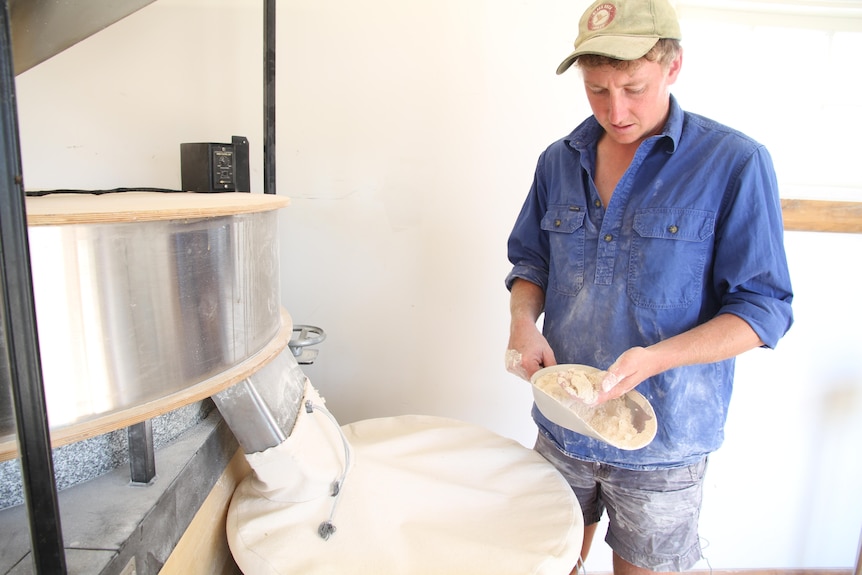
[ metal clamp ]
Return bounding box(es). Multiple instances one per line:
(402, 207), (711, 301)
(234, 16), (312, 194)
(289, 325), (326, 364)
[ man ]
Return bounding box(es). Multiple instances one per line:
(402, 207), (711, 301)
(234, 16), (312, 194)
(504, 0), (794, 573)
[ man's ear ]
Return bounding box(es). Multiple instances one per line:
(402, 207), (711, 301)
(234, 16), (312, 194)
(666, 48), (683, 85)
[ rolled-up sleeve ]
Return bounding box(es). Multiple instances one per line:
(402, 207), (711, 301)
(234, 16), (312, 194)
(713, 145), (793, 348)
(506, 153), (552, 292)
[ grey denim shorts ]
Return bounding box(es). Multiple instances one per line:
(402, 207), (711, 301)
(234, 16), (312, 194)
(535, 432), (707, 572)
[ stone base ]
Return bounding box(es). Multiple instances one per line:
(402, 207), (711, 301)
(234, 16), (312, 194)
(0, 410), (237, 575)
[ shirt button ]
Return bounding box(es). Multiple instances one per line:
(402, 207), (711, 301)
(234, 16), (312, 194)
(604, 234), (613, 242)
(554, 219), (562, 227)
(594, 200), (602, 208)
(668, 225), (679, 234)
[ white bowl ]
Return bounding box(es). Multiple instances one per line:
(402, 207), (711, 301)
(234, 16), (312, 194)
(530, 364), (657, 450)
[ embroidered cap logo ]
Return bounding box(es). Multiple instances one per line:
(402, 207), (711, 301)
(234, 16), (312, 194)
(588, 3), (617, 31)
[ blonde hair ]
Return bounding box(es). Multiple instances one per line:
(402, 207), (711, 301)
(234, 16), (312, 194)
(576, 39), (681, 71)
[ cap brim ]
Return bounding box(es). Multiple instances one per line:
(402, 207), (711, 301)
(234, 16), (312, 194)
(556, 36), (660, 75)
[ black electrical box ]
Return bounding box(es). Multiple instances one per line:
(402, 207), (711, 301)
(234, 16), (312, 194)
(180, 136), (250, 192)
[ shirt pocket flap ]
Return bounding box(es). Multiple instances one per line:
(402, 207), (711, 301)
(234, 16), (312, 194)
(540, 206), (586, 234)
(633, 208), (715, 242)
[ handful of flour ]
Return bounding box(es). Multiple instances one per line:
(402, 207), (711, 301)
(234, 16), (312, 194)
(547, 366), (617, 405)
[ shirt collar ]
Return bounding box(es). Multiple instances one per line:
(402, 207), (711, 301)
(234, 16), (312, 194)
(565, 94), (683, 154)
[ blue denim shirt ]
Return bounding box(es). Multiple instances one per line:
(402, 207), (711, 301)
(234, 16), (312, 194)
(506, 96), (793, 469)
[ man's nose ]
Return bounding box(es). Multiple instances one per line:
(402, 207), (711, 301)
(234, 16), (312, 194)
(608, 92), (627, 124)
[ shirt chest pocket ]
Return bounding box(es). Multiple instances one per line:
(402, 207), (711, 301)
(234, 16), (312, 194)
(541, 206), (586, 296)
(628, 208), (715, 309)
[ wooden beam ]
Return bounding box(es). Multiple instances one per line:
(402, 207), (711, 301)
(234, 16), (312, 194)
(781, 199), (862, 234)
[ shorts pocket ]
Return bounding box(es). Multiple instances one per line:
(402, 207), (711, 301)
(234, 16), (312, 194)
(627, 208), (715, 309)
(541, 205), (586, 296)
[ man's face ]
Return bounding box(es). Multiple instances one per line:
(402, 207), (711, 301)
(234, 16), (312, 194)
(581, 53), (682, 147)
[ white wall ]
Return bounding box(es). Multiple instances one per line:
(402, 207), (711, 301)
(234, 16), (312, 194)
(14, 0), (862, 571)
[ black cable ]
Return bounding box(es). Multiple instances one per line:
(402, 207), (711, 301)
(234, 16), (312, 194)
(25, 187), (185, 197)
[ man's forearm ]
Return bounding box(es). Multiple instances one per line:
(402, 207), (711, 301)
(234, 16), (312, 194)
(506, 278), (556, 379)
(509, 278), (545, 330)
(647, 313), (764, 374)
(601, 313), (765, 400)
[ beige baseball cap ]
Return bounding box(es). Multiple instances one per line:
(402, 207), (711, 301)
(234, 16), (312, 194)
(556, 0), (682, 75)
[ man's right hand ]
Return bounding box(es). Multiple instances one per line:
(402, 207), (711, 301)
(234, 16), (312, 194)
(505, 323), (556, 381)
(507, 278), (556, 381)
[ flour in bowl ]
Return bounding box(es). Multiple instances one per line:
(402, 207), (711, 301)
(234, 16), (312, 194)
(534, 367), (640, 446)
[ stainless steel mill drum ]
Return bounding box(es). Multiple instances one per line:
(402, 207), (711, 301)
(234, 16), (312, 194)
(0, 191), (290, 458)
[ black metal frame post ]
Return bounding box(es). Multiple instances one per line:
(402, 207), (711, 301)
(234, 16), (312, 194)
(0, 1), (66, 573)
(128, 420), (157, 485)
(263, 0), (276, 194)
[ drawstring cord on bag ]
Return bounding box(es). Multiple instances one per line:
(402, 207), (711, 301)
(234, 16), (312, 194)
(305, 399), (353, 540)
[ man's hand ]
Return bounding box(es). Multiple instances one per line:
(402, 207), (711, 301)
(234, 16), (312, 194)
(596, 346), (654, 402)
(505, 324), (556, 381)
(506, 279), (556, 381)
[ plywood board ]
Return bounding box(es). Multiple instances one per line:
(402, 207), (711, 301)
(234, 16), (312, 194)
(25, 191), (290, 226)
